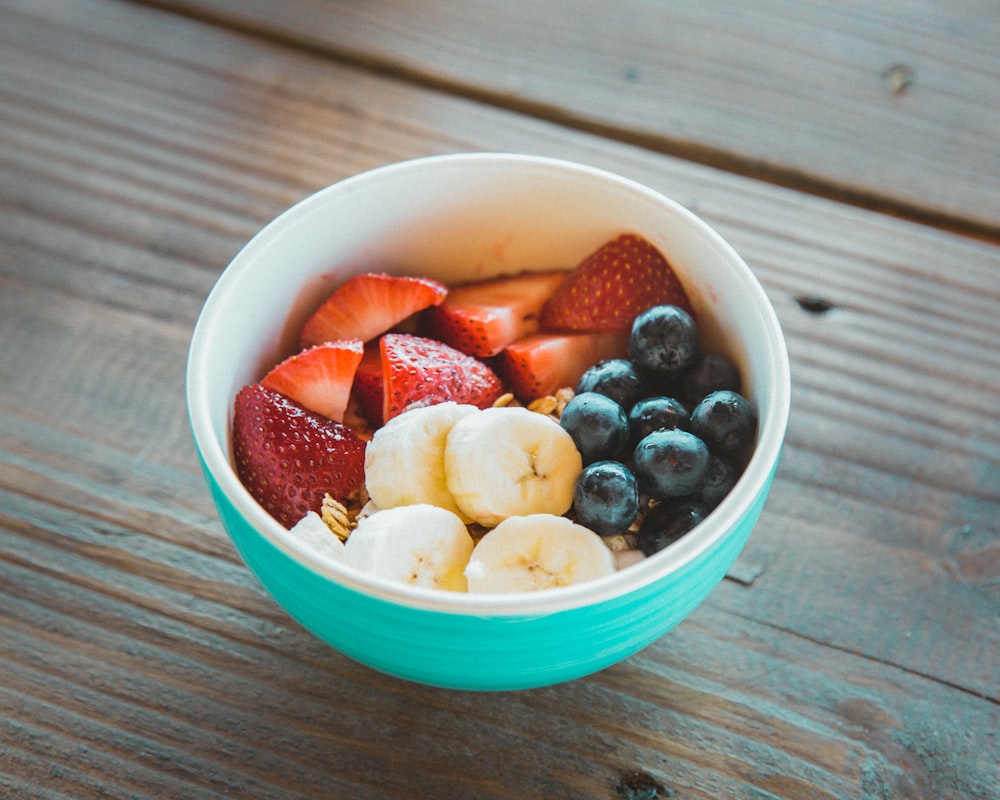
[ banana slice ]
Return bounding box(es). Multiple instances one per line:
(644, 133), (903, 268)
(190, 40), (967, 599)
(287, 510), (346, 566)
(444, 406), (583, 527)
(464, 514), (616, 593)
(342, 504), (474, 592)
(364, 402), (479, 520)
(614, 549), (646, 570)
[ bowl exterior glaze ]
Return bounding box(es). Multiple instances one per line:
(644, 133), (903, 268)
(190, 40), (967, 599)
(188, 153), (790, 690)
(199, 452), (774, 690)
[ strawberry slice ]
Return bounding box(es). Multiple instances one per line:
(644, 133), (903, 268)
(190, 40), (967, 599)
(494, 331), (629, 402)
(349, 342), (385, 427)
(380, 333), (505, 421)
(540, 233), (693, 333)
(232, 384), (367, 529)
(260, 339), (364, 422)
(421, 270), (568, 357)
(300, 272), (448, 349)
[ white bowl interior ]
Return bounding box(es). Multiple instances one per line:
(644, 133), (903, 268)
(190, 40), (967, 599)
(188, 153), (790, 615)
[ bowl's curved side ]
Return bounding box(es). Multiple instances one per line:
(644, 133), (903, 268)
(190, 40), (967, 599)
(199, 450), (777, 691)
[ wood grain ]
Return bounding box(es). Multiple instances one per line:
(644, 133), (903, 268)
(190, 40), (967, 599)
(140, 0), (1000, 238)
(1, 0), (998, 798)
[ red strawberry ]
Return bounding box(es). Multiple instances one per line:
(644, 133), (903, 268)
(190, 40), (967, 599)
(349, 342), (385, 427)
(232, 384), (367, 529)
(299, 272), (448, 349)
(380, 333), (505, 421)
(494, 331), (629, 402)
(421, 270), (567, 357)
(540, 233), (693, 333)
(260, 339), (363, 422)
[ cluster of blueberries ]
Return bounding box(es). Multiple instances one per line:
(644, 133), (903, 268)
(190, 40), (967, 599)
(559, 305), (757, 556)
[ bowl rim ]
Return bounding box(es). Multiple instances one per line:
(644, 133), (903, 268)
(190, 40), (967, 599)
(186, 152), (790, 617)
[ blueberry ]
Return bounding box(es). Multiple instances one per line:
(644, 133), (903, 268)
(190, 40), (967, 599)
(698, 454), (738, 510)
(575, 358), (644, 410)
(628, 395), (690, 444)
(632, 428), (710, 499)
(637, 500), (707, 555)
(690, 390), (757, 455)
(572, 460), (640, 537)
(559, 391), (629, 464)
(629, 305), (699, 374)
(634, 368), (684, 405)
(682, 353), (741, 402)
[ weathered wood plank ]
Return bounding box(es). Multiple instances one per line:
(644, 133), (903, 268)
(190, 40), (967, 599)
(3, 511), (998, 800)
(1, 1), (998, 798)
(137, 0), (1000, 237)
(3, 535), (997, 798)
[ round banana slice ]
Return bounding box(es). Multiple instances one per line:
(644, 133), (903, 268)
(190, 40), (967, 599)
(444, 406), (583, 527)
(342, 504), (474, 592)
(287, 510), (346, 567)
(364, 402), (479, 520)
(464, 514), (616, 593)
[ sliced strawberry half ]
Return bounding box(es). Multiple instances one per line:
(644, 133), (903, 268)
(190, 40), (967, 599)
(494, 331), (629, 402)
(299, 272), (448, 349)
(348, 342), (385, 427)
(260, 339), (364, 422)
(232, 384), (367, 529)
(421, 270), (568, 357)
(380, 333), (505, 421)
(540, 233), (693, 333)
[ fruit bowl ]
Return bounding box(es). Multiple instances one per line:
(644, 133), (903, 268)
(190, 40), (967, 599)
(186, 153), (790, 690)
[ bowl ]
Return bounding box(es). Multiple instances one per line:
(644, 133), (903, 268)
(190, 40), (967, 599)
(186, 153), (790, 691)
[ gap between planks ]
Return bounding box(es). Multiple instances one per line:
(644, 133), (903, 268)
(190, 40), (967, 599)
(127, 0), (1000, 244)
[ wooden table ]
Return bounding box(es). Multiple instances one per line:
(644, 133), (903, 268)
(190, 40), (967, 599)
(3, 1), (998, 797)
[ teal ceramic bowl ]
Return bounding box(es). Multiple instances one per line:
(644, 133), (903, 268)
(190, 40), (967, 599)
(187, 153), (790, 691)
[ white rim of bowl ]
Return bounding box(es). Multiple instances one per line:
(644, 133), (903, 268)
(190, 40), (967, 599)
(187, 153), (791, 617)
